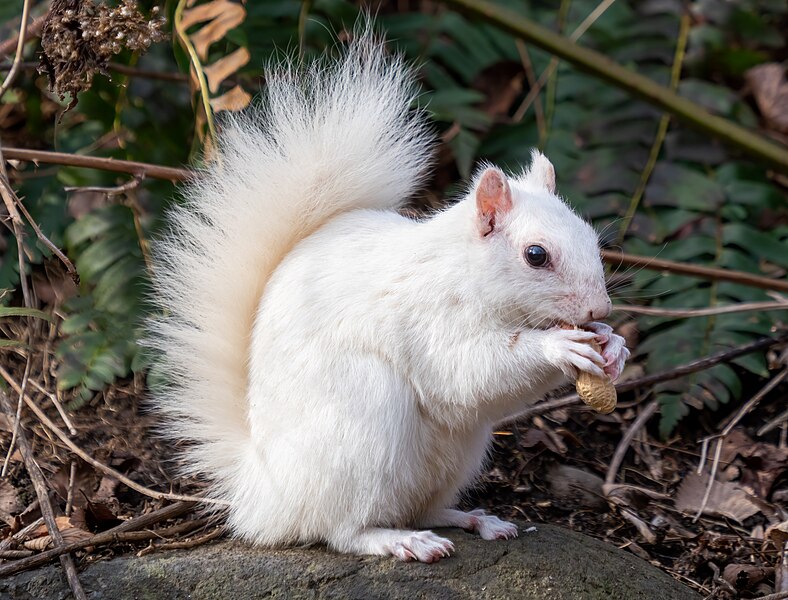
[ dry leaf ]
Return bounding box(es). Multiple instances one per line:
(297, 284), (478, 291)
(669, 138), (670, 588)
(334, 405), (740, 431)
(24, 526), (92, 551)
(766, 521), (788, 547)
(746, 63), (788, 134)
(675, 471), (760, 523)
(204, 47), (250, 93)
(180, 0), (237, 30)
(189, 3), (245, 61)
(723, 564), (773, 592)
(210, 85), (252, 113)
(25, 516), (92, 551)
(0, 480), (21, 526)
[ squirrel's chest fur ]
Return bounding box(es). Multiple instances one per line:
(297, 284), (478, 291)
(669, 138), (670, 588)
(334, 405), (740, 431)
(242, 210), (494, 532)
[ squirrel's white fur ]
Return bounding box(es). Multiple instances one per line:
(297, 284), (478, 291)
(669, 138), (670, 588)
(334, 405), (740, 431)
(150, 29), (628, 563)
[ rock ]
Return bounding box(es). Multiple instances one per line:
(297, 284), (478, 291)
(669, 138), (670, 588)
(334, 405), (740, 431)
(1, 523), (699, 599)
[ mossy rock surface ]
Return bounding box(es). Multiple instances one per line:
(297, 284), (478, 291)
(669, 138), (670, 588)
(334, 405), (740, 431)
(0, 522), (699, 599)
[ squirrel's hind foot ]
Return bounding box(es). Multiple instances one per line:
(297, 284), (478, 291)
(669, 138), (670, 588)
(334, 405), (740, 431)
(335, 527), (454, 563)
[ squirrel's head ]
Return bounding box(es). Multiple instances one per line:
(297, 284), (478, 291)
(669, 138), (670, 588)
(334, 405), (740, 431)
(470, 150), (611, 328)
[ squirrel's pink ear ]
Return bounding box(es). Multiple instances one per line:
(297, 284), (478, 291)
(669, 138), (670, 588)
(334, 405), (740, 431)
(475, 168), (512, 237)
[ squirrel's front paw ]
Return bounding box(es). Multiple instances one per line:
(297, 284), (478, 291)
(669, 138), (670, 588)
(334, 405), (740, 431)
(543, 328), (606, 379)
(584, 322), (630, 381)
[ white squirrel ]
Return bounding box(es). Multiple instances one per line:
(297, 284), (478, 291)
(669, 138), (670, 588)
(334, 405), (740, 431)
(149, 29), (629, 563)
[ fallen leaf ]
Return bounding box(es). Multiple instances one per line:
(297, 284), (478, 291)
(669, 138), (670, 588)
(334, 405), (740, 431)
(25, 516), (92, 551)
(766, 521), (788, 547)
(723, 564), (774, 592)
(675, 471), (760, 523)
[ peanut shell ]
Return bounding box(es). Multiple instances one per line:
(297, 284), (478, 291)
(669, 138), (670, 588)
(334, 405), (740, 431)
(559, 323), (617, 414)
(575, 339), (617, 414)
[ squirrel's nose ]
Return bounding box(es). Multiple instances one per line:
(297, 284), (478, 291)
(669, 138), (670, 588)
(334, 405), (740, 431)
(588, 298), (612, 321)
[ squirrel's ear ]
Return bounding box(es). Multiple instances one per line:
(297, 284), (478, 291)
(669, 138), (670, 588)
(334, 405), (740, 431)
(523, 150), (556, 194)
(475, 167), (512, 237)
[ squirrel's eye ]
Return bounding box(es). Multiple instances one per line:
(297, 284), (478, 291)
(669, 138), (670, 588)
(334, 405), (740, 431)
(525, 245), (549, 267)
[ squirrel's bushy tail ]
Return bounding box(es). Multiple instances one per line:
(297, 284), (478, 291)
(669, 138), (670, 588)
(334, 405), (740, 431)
(149, 29), (432, 498)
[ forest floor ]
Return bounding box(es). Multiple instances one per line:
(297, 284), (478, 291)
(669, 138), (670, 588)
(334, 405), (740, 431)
(1, 340), (787, 599)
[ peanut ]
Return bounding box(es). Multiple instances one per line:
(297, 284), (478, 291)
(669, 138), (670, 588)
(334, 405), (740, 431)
(559, 324), (617, 414)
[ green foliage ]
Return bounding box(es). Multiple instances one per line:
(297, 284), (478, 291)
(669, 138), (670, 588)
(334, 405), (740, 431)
(58, 204), (148, 408)
(2, 0), (786, 432)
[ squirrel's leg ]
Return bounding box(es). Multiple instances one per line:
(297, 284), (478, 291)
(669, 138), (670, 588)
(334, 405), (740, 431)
(417, 508), (518, 541)
(332, 527), (454, 563)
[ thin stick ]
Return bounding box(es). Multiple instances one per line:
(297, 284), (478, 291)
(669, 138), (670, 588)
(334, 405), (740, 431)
(514, 40), (545, 139)
(2, 344), (31, 476)
(0, 501), (196, 576)
(613, 300), (788, 318)
(65, 460), (77, 516)
(0, 10), (47, 57)
(0, 364), (229, 506)
(602, 249), (788, 293)
(28, 378), (76, 435)
(0, 168), (78, 284)
(64, 175), (143, 195)
(137, 525), (223, 556)
(605, 399), (659, 486)
(0, 392), (87, 600)
(0, 145), (31, 307)
(693, 369), (788, 521)
(513, 0), (617, 122)
(3, 146), (190, 181)
(442, 0), (788, 171)
(752, 591), (788, 600)
(0, 0), (32, 101)
(0, 517), (43, 552)
(758, 405), (788, 437)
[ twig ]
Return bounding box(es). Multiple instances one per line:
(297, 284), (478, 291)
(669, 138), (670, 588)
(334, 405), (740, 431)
(0, 364), (229, 506)
(758, 405), (788, 437)
(0, 550), (33, 559)
(107, 62), (188, 83)
(617, 11), (690, 243)
(65, 460), (77, 516)
(693, 368), (788, 521)
(173, 0), (216, 146)
(0, 0), (32, 101)
(513, 0), (617, 123)
(64, 175), (143, 195)
(605, 399), (659, 486)
(613, 300), (788, 318)
(442, 0), (788, 172)
(0, 145), (31, 307)
(0, 61), (190, 84)
(3, 147), (190, 181)
(0, 501), (196, 576)
(137, 525), (223, 556)
(514, 40), (545, 138)
(512, 333), (788, 421)
(1, 342), (31, 476)
(28, 378), (76, 435)
(752, 592), (788, 600)
(602, 249), (788, 293)
(0, 166), (78, 284)
(0, 517), (43, 552)
(0, 392), (87, 600)
(0, 11), (47, 57)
